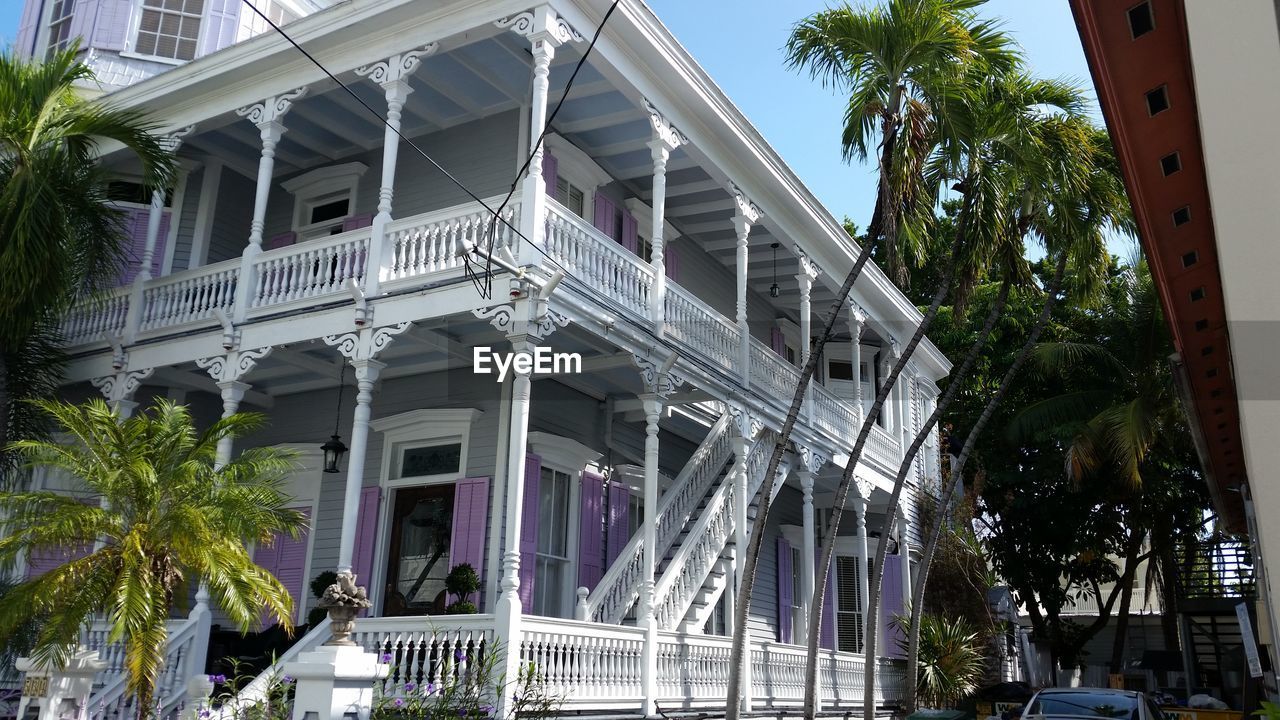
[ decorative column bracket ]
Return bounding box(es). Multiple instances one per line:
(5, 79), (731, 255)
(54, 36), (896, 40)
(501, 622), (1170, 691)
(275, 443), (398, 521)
(727, 404), (764, 441)
(90, 366), (154, 418)
(495, 7), (585, 44)
(632, 353), (686, 398)
(474, 302), (569, 343)
(324, 321), (413, 362)
(235, 87), (308, 128)
(195, 345), (272, 385)
(354, 45), (437, 89)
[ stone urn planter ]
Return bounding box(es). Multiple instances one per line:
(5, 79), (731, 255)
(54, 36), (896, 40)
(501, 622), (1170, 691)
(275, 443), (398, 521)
(317, 572), (373, 646)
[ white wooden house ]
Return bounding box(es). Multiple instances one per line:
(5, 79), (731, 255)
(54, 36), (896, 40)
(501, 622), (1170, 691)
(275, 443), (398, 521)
(12, 0), (949, 715)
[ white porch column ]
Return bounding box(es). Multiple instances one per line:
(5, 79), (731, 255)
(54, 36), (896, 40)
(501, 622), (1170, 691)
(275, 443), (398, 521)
(125, 126), (193, 342)
(355, 46), (436, 296)
(322, 323), (410, 576)
(797, 469), (816, 644)
(899, 513), (913, 613)
(631, 355), (681, 716)
(878, 344), (898, 433)
(728, 406), (756, 713)
(498, 7), (580, 263)
(848, 304), (866, 423)
(232, 88), (307, 321)
(853, 484), (871, 629)
(215, 381), (248, 466)
(731, 188), (761, 384)
(645, 100), (686, 327)
(796, 250), (820, 422)
(196, 346), (272, 468)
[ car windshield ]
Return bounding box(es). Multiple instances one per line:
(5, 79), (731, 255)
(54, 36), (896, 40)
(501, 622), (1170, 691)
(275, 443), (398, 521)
(1028, 693), (1139, 719)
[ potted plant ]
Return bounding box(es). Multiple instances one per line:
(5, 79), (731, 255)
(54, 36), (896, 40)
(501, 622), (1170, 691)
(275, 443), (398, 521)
(444, 564), (480, 615)
(307, 571), (338, 629)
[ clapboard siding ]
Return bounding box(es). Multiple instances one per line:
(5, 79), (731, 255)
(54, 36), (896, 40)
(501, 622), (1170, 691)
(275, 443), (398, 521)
(206, 169), (255, 263)
(170, 167), (204, 271)
(747, 485), (804, 639)
(260, 111), (519, 242)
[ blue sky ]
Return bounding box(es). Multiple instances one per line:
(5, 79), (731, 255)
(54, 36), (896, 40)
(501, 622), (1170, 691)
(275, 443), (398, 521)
(0, 0), (1124, 254)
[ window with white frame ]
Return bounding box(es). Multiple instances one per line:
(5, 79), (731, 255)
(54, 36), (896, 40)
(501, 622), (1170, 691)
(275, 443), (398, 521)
(836, 555), (865, 653)
(789, 545), (804, 641)
(134, 0), (204, 61)
(553, 176), (586, 218)
(282, 162), (367, 241)
(545, 133), (611, 221)
(533, 465), (573, 617)
(45, 0), (76, 59)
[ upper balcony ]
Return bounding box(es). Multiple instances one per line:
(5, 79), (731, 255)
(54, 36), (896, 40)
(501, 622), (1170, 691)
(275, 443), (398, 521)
(66, 0), (946, 472)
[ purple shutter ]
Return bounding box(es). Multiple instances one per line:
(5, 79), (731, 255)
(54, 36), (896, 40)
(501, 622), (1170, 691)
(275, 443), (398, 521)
(518, 454), (541, 611)
(881, 555), (906, 658)
(91, 0), (134, 51)
(621, 210), (639, 254)
(352, 486), (381, 615)
(25, 542), (92, 579)
(66, 0), (94, 50)
(265, 231), (297, 251)
(254, 507), (311, 628)
(592, 192), (617, 240)
(777, 537), (793, 643)
(112, 207), (150, 286)
(151, 210), (171, 278)
(577, 472), (605, 590)
(664, 244), (680, 281)
(16, 0), (41, 58)
(606, 481), (631, 567)
(542, 152), (558, 195)
(201, 0), (243, 56)
(770, 327), (786, 356)
(342, 213), (374, 232)
(449, 477), (490, 606)
(819, 551), (836, 650)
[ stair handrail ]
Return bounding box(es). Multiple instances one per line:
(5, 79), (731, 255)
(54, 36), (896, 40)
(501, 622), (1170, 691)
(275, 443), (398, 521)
(86, 615), (200, 719)
(651, 431), (776, 629)
(212, 621), (333, 720)
(579, 410), (734, 623)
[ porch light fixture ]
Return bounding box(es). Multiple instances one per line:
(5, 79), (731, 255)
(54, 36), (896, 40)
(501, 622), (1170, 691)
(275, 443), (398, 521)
(322, 364), (348, 473)
(769, 242), (781, 298)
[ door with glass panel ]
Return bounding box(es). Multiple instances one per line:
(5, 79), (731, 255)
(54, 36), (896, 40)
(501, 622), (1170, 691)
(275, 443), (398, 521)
(384, 484), (455, 616)
(532, 465), (573, 617)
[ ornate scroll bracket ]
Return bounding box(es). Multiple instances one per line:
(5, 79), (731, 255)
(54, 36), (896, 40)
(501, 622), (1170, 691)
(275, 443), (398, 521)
(854, 474), (873, 502)
(847, 301), (868, 336)
(496, 7), (583, 45)
(355, 45), (438, 87)
(730, 184), (763, 226)
(474, 303), (569, 342)
(196, 346), (273, 385)
(236, 86), (309, 128)
(633, 354), (686, 398)
(797, 443), (830, 474)
(728, 404), (764, 440)
(324, 321), (412, 362)
(795, 246), (823, 282)
(90, 367), (154, 406)
(644, 98), (688, 151)
(161, 125), (196, 153)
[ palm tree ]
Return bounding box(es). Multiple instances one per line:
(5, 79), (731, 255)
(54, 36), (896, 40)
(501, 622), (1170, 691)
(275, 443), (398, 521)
(906, 125), (1133, 696)
(0, 398), (306, 715)
(0, 44), (174, 478)
(723, 4), (1014, 716)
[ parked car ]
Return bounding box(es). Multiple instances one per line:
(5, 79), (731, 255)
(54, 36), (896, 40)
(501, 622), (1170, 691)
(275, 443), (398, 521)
(1021, 688), (1165, 720)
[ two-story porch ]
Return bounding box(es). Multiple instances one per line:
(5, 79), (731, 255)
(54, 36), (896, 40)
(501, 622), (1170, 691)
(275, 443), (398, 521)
(21, 0), (949, 716)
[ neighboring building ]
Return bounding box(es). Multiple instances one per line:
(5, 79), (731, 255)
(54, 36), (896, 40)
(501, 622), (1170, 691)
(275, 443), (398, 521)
(11, 0), (949, 715)
(1072, 0), (1280, 707)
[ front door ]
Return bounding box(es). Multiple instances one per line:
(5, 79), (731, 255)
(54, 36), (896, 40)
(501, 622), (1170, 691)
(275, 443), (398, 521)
(384, 484), (456, 616)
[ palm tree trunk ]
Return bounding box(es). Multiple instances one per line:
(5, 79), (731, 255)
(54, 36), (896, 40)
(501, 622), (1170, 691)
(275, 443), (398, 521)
(892, 276), (1012, 712)
(802, 225), (966, 720)
(905, 252), (1069, 705)
(723, 197), (883, 720)
(1109, 533), (1140, 674)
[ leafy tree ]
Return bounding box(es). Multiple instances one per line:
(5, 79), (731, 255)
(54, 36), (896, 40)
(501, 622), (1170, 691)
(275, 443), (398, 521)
(0, 399), (305, 715)
(0, 44), (174, 482)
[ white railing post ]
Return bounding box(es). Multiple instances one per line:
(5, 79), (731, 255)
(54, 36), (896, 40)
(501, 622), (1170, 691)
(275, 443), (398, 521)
(355, 46), (437, 297)
(644, 100), (686, 329)
(498, 6), (582, 266)
(730, 187), (761, 385)
(232, 88), (307, 322)
(16, 647), (104, 720)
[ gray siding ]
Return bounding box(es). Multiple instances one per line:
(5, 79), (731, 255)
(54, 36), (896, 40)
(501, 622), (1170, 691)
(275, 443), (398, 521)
(261, 111), (520, 241)
(747, 485), (804, 640)
(207, 169), (254, 263)
(171, 167), (203, 271)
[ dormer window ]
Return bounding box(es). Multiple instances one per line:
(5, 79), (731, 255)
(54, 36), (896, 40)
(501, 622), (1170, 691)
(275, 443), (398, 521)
(134, 0), (204, 61)
(45, 0), (76, 59)
(281, 162), (369, 242)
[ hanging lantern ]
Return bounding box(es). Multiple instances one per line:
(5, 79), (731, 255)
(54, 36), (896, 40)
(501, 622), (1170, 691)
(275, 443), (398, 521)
(322, 364), (348, 473)
(769, 242), (781, 298)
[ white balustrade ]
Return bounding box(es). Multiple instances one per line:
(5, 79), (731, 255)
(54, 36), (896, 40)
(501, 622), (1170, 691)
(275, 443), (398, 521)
(520, 617), (645, 709)
(542, 200), (652, 320)
(652, 432), (774, 629)
(63, 289), (130, 346)
(83, 617), (199, 720)
(140, 264), (238, 331)
(582, 413), (734, 624)
(654, 632), (733, 707)
(866, 423), (901, 470)
(812, 383), (859, 441)
(749, 340), (804, 405)
(385, 198), (520, 284)
(251, 228), (370, 309)
(353, 616), (495, 698)
(663, 286), (739, 375)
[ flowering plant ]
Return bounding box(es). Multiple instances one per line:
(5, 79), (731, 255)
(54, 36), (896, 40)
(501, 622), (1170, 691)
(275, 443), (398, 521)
(371, 639), (557, 719)
(207, 659), (296, 720)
